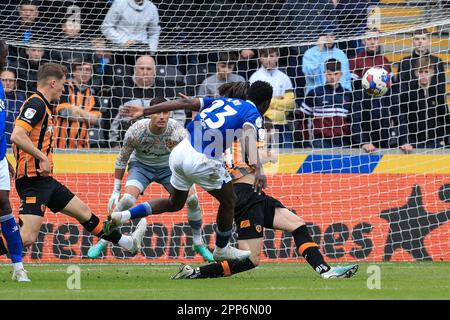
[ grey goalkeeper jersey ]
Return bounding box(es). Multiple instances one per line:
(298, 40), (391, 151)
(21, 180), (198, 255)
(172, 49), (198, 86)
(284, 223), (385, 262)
(116, 118), (187, 169)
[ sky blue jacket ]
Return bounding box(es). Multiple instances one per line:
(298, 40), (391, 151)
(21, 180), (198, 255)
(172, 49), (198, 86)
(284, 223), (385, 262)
(303, 44), (352, 95)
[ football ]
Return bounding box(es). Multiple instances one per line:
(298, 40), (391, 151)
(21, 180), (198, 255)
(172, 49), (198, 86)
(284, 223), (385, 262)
(361, 67), (391, 96)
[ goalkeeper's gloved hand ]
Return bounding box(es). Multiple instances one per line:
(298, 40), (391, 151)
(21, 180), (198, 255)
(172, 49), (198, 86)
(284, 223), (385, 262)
(108, 178), (122, 214)
(107, 191), (120, 214)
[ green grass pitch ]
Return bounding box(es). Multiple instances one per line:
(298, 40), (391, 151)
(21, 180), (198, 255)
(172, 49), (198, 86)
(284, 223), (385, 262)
(0, 262), (448, 300)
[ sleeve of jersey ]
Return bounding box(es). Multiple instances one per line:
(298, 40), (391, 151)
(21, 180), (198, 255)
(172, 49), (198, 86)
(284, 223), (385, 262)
(115, 124), (137, 169)
(15, 99), (47, 132)
(242, 107), (262, 131)
(198, 96), (214, 111)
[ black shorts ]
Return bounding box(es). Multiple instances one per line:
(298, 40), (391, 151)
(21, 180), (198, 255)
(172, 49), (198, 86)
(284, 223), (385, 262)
(15, 176), (75, 217)
(234, 183), (285, 240)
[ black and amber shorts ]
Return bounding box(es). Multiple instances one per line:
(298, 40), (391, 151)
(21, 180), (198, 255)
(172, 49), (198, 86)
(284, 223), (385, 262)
(233, 183), (285, 240)
(15, 176), (75, 217)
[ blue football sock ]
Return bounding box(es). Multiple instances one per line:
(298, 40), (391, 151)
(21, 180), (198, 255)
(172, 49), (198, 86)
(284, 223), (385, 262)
(214, 225), (232, 249)
(129, 203), (152, 219)
(0, 214), (23, 264)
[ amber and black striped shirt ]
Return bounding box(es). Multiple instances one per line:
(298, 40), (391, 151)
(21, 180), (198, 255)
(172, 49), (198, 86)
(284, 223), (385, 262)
(13, 91), (55, 180)
(55, 83), (101, 149)
(224, 140), (265, 180)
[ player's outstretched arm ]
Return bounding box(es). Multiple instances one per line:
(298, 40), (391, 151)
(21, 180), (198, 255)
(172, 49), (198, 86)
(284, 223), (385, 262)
(121, 93), (201, 119)
(242, 124), (267, 194)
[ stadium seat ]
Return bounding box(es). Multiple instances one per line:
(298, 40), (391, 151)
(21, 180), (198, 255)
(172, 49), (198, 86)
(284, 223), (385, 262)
(112, 64), (133, 86)
(155, 65), (186, 86)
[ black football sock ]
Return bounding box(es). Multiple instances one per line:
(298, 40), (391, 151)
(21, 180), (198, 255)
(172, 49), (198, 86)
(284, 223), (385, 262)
(292, 225), (330, 274)
(81, 213), (122, 244)
(189, 258), (256, 279)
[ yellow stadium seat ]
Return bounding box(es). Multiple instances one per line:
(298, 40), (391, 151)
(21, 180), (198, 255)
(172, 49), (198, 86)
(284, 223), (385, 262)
(380, 7), (422, 17)
(381, 23), (435, 33)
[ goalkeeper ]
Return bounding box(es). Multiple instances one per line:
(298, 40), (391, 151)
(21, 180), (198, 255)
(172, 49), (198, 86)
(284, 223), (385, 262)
(171, 82), (358, 279)
(88, 97), (213, 262)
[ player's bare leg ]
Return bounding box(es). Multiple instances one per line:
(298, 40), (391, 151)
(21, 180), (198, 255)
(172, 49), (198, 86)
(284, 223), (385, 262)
(61, 195), (146, 255)
(17, 214), (43, 248)
(106, 183), (250, 261)
(105, 187), (189, 232)
(207, 182), (251, 261)
(172, 208), (358, 279)
(91, 184), (213, 261)
(172, 238), (261, 279)
(88, 185), (141, 258)
(272, 208), (358, 279)
(168, 184), (214, 262)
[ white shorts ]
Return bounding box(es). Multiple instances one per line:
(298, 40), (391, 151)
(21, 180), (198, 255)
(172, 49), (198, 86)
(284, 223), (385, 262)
(0, 157), (11, 191)
(169, 138), (231, 192)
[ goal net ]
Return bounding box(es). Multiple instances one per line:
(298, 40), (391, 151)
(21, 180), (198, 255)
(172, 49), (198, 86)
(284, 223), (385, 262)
(0, 0), (449, 264)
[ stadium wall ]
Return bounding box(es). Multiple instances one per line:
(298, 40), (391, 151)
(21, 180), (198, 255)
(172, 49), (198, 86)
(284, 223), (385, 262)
(1, 153), (449, 263)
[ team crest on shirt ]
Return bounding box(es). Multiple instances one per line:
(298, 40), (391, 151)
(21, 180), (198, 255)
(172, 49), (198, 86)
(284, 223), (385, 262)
(0, 100), (5, 111)
(24, 108), (37, 119)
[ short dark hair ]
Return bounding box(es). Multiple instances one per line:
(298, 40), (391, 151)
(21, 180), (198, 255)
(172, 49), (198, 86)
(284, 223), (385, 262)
(259, 48), (278, 57)
(71, 57), (93, 70)
(414, 56), (435, 71)
(37, 63), (67, 83)
(248, 80), (273, 109)
(413, 28), (430, 36)
(364, 27), (380, 34)
(0, 39), (7, 71)
(1, 67), (17, 77)
(217, 52), (239, 65)
(325, 58), (341, 72)
(20, 0), (38, 7)
(218, 81), (250, 100)
(150, 96), (167, 106)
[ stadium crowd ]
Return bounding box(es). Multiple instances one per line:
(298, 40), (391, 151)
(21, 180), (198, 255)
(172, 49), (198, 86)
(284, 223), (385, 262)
(0, 0), (449, 151)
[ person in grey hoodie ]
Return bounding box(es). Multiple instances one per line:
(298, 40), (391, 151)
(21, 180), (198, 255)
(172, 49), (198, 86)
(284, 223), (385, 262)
(101, 0), (160, 52)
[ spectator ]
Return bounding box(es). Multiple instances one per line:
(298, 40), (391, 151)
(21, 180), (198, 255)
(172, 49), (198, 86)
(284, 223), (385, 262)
(55, 58), (102, 149)
(249, 48), (295, 148)
(51, 15), (91, 69)
(299, 59), (351, 148)
(7, 0), (46, 60)
(350, 28), (398, 153)
(10, 0), (45, 43)
(197, 52), (245, 97)
(302, 27), (351, 95)
(397, 28), (446, 94)
(14, 41), (49, 95)
(107, 55), (185, 145)
(89, 36), (116, 96)
(349, 28), (391, 78)
(0, 68), (25, 147)
(399, 57), (449, 149)
(101, 0), (161, 52)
